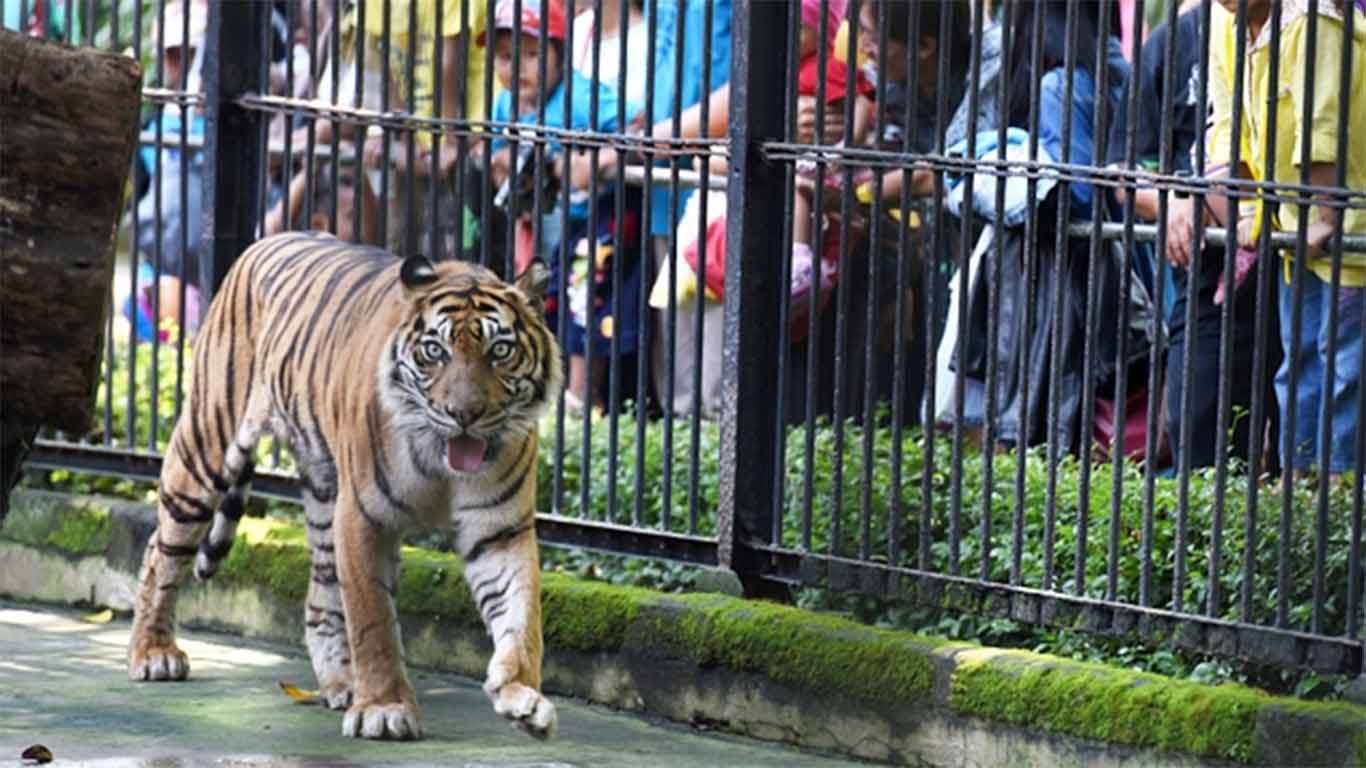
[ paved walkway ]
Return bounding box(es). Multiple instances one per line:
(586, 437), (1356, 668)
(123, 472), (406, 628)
(0, 602), (863, 767)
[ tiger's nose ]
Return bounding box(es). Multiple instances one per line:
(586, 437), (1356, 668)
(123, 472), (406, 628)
(448, 405), (486, 426)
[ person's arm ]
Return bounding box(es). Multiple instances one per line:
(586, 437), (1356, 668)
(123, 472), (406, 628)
(652, 83), (730, 140)
(850, 95), (873, 148)
(1292, 16), (1350, 258)
(263, 168), (314, 235)
(1169, 11), (1237, 267)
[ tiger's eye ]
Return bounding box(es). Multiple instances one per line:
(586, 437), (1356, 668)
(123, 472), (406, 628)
(422, 340), (447, 364)
(489, 341), (514, 362)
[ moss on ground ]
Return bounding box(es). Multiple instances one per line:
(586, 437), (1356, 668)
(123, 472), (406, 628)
(662, 593), (945, 705)
(213, 517), (312, 602)
(44, 506), (112, 555)
(950, 648), (1268, 763)
(1, 491), (113, 555)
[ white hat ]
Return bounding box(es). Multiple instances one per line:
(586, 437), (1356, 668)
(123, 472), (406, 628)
(158, 1), (207, 51)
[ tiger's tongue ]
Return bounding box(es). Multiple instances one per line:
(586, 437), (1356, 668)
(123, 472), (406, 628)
(447, 436), (489, 473)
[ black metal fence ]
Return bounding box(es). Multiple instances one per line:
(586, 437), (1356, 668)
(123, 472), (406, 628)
(11, 0), (1366, 676)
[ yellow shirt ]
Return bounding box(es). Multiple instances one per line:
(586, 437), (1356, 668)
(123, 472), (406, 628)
(361, 0), (491, 146)
(1207, 0), (1366, 285)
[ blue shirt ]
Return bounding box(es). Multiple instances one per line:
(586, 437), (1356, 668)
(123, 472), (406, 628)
(1037, 38), (1129, 220)
(492, 69), (626, 222)
(643, 0), (733, 237)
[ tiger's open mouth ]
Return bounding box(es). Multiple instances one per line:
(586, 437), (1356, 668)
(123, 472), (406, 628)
(447, 435), (489, 474)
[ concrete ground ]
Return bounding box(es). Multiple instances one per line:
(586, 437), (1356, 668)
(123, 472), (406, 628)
(0, 602), (864, 768)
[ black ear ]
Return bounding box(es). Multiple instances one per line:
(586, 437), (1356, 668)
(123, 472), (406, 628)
(400, 253), (439, 289)
(514, 260), (551, 304)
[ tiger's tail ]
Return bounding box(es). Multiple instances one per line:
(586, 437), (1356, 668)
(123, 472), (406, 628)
(193, 457), (255, 581)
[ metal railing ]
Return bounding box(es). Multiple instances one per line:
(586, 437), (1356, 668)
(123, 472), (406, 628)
(11, 0), (1366, 677)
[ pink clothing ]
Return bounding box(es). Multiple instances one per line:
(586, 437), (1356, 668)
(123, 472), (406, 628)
(801, 0), (846, 49)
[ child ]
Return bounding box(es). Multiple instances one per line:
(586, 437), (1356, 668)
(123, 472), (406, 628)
(1171, 0), (1366, 478)
(483, 0), (634, 412)
(792, 1), (874, 341)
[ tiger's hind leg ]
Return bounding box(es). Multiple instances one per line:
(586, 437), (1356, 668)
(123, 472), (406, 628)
(128, 394), (266, 682)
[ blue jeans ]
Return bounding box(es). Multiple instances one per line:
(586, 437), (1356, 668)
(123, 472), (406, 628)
(1275, 271), (1363, 473)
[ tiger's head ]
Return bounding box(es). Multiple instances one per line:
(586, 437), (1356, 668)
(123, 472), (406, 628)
(384, 254), (562, 475)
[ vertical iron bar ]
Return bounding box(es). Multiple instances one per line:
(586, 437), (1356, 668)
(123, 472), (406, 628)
(800, 0), (831, 555)
(1210, 0), (1251, 619)
(479, 0), (496, 269)
(330, 0), (341, 237)
(1303, 0), (1332, 636)
(1244, 0), (1285, 623)
(1274, 0), (1302, 631)
(831, 0), (854, 559)
(856, 0), (882, 564)
(351, 0), (368, 245)
(1140, 0), (1178, 610)
(149, 0), (165, 451)
(1014, 0), (1046, 587)
(607, 0), (630, 525)
(1340, 0), (1362, 641)
(661, 0), (687, 533)
(976, 0), (996, 583)
(688, 0), (714, 537)
(1077, 0), (1116, 596)
(772, 0), (802, 547)
(1044, 0), (1082, 593)
(201, 0), (265, 300)
(583, 0), (602, 523)
(173, 0), (192, 424)
(947, 0), (972, 577)
(376, 0), (392, 249)
(884, 0), (906, 568)
(718, 0), (787, 590)
(1111, 0), (1146, 602)
(1175, 0), (1216, 615)
(918, 0), (939, 572)
(633, 0), (660, 530)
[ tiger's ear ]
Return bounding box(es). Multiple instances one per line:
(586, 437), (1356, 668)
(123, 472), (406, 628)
(400, 253), (439, 292)
(514, 260), (551, 305)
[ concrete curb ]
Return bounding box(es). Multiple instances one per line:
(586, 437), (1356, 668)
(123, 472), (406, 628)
(3, 489), (1363, 767)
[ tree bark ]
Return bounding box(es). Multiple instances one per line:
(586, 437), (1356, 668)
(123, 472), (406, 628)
(0, 29), (142, 436)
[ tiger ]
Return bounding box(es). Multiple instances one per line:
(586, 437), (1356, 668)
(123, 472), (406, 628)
(126, 230), (563, 741)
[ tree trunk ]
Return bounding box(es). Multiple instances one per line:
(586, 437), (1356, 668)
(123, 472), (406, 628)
(0, 29), (142, 437)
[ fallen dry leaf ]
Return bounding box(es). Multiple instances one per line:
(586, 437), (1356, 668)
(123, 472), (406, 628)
(80, 608), (114, 624)
(278, 681), (320, 703)
(21, 744), (53, 764)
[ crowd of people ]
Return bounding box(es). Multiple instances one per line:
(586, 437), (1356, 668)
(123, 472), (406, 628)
(60, 0), (1363, 480)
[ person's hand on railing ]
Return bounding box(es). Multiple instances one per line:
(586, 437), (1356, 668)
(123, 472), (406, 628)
(795, 94), (846, 146)
(488, 145), (514, 189)
(1165, 196), (1210, 269)
(566, 147), (620, 191)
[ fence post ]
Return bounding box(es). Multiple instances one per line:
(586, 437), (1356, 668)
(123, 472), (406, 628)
(199, 0), (266, 301)
(717, 0), (789, 595)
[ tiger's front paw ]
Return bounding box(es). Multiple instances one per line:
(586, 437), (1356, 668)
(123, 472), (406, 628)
(342, 699), (422, 740)
(128, 642), (190, 682)
(486, 681), (557, 739)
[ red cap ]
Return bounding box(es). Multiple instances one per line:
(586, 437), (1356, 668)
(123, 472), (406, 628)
(797, 54), (874, 104)
(477, 0), (567, 46)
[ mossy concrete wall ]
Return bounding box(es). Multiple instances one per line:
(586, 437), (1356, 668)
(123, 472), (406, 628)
(3, 489), (1364, 767)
